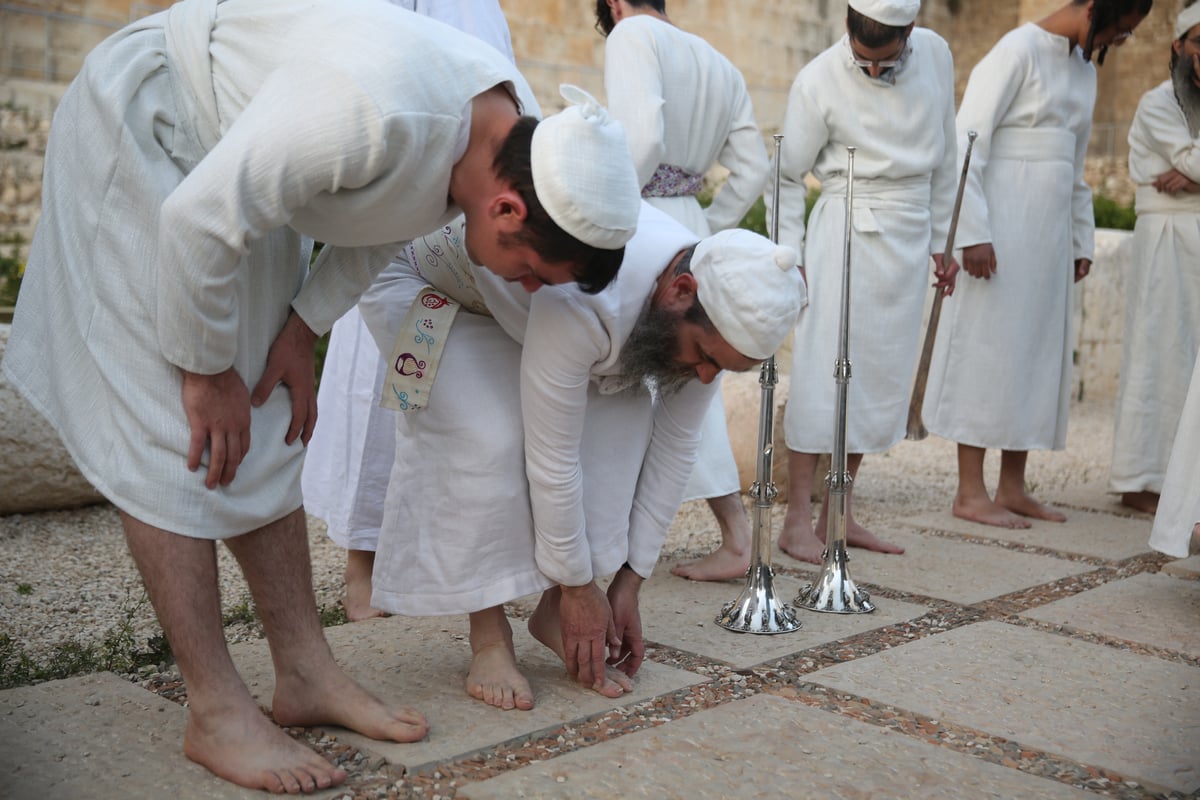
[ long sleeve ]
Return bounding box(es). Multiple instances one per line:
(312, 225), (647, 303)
(624, 378), (717, 577)
(1128, 83), (1200, 184)
(1070, 108), (1095, 262)
(928, 42), (959, 253)
(704, 88), (770, 233)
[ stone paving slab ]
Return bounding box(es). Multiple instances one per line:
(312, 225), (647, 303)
(0, 672), (293, 800)
(774, 527), (1094, 605)
(631, 563), (929, 669)
(897, 508), (1153, 561)
(229, 614), (703, 772)
(1161, 554), (1200, 578)
(805, 621), (1200, 794)
(463, 693), (1095, 800)
(1021, 571), (1200, 658)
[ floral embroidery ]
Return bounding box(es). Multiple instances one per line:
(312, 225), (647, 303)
(641, 163), (703, 198)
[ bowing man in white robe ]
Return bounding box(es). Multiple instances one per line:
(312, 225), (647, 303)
(359, 204), (804, 708)
(772, 0), (957, 564)
(1110, 6), (1200, 515)
(923, 0), (1150, 530)
(0, 0), (642, 791)
(302, 0), (532, 622)
(596, 0), (775, 582)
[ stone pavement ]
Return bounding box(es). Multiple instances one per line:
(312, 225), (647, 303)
(2, 482), (1197, 800)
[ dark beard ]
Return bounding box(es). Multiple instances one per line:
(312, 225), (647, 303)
(1172, 54), (1200, 138)
(618, 305), (694, 396)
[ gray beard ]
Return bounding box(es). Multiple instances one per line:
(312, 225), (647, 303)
(618, 305), (694, 397)
(1171, 54), (1200, 138)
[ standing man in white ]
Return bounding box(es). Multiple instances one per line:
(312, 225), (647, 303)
(595, 0), (773, 581)
(1110, 0), (1200, 515)
(773, 0), (958, 564)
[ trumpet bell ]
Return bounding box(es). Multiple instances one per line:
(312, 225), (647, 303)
(715, 562), (803, 634)
(795, 540), (876, 614)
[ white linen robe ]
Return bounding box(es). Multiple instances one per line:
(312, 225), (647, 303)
(923, 23), (1096, 451)
(1110, 80), (1200, 495)
(1, 0), (521, 538)
(775, 29), (956, 454)
(302, 0), (520, 551)
(1149, 354), (1200, 558)
(361, 205), (715, 614)
(604, 14), (769, 501)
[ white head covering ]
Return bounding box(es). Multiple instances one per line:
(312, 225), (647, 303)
(530, 85), (641, 250)
(1177, 1), (1200, 38)
(692, 230), (806, 360)
(848, 0), (920, 26)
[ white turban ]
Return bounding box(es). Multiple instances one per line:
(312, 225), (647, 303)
(693, 229), (806, 360)
(1177, 2), (1200, 39)
(848, 0), (921, 26)
(530, 85), (641, 250)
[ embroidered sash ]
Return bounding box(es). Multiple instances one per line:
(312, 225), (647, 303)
(641, 163), (704, 198)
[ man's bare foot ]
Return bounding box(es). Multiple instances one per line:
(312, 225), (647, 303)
(777, 514), (827, 564)
(344, 550), (387, 622)
(995, 489), (1067, 523)
(1120, 490), (1159, 514)
(271, 663), (428, 744)
(466, 640), (534, 710)
(953, 494), (1033, 529)
(844, 519), (905, 554)
(183, 697), (347, 794)
(671, 545), (749, 581)
(527, 592), (631, 698)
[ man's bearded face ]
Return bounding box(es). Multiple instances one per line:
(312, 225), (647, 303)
(1173, 33), (1200, 137)
(619, 305), (695, 396)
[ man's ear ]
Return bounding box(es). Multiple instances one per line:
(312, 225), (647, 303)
(662, 272), (699, 313)
(488, 188), (528, 233)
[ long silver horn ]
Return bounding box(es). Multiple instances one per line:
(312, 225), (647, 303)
(716, 134), (802, 635)
(795, 146), (875, 614)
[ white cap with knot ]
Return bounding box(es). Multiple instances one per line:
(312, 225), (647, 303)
(530, 85), (641, 250)
(692, 229), (806, 361)
(848, 0), (921, 26)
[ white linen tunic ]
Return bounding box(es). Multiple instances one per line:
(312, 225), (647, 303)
(302, 0), (520, 551)
(776, 29), (957, 454)
(1149, 354), (1200, 558)
(1, 0), (520, 538)
(605, 14), (769, 500)
(923, 23), (1096, 451)
(1110, 81), (1200, 495)
(362, 205), (714, 614)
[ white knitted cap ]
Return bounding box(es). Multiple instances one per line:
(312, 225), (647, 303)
(530, 85), (641, 250)
(848, 0), (920, 26)
(1177, 2), (1200, 39)
(693, 229), (805, 360)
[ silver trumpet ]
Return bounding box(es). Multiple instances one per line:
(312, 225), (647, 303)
(715, 134), (802, 635)
(795, 146), (876, 615)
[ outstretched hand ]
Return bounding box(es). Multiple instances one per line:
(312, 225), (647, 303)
(251, 311), (319, 447)
(606, 567), (645, 678)
(183, 367), (252, 489)
(558, 581), (619, 691)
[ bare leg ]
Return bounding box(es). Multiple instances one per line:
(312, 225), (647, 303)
(527, 587), (631, 698)
(1119, 490), (1160, 514)
(671, 492), (751, 581)
(778, 450), (825, 564)
(951, 445), (1031, 528)
(465, 606), (534, 710)
(121, 512), (346, 794)
(812, 454), (904, 554)
(994, 450), (1066, 522)
(222, 509), (430, 741)
(343, 548), (387, 622)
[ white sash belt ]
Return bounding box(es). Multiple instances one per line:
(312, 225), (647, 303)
(1135, 184), (1200, 215)
(990, 128), (1076, 163)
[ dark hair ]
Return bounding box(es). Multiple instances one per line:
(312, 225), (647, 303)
(492, 116), (624, 294)
(846, 6), (909, 49)
(671, 245), (716, 331)
(595, 0), (667, 36)
(1081, 0), (1153, 65)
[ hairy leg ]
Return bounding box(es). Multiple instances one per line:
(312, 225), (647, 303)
(224, 509), (429, 743)
(466, 606), (534, 710)
(343, 548), (387, 622)
(527, 587), (631, 699)
(994, 450), (1066, 522)
(778, 450), (826, 564)
(1119, 490), (1159, 515)
(951, 444), (1032, 529)
(816, 454), (905, 554)
(121, 512), (346, 794)
(671, 492), (751, 581)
